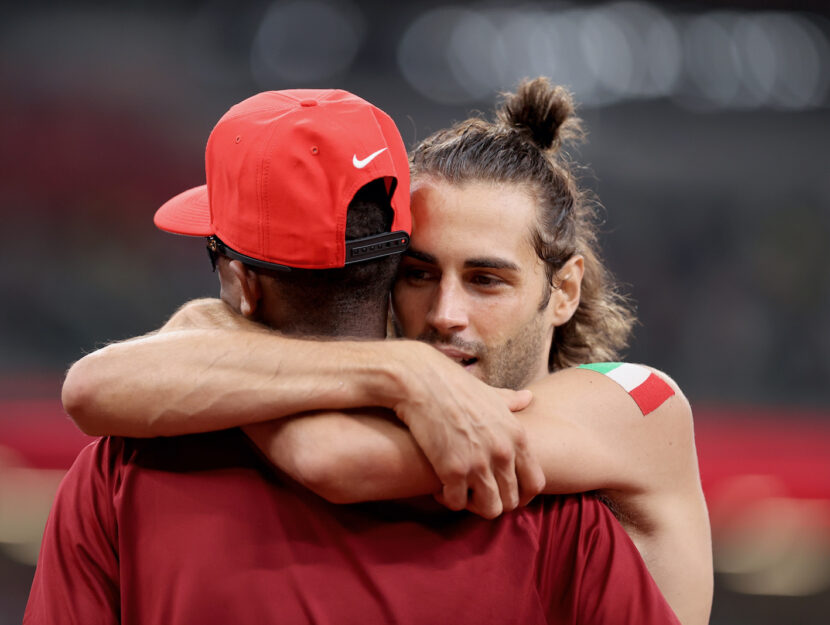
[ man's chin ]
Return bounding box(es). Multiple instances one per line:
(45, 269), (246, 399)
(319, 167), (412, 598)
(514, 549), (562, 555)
(462, 359), (491, 384)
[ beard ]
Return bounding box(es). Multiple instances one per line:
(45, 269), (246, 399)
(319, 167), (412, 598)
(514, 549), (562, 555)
(411, 311), (550, 390)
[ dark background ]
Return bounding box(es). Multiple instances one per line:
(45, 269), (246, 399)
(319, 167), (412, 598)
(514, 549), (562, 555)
(1, 1), (829, 623)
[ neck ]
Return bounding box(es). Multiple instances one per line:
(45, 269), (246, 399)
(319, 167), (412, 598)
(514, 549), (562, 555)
(259, 306), (389, 340)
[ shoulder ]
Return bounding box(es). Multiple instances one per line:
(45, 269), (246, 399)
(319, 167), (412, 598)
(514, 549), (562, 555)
(55, 437), (143, 514)
(531, 362), (693, 434)
(528, 363), (696, 491)
(65, 431), (254, 479)
(43, 439), (127, 554)
(27, 441), (125, 623)
(540, 361), (685, 406)
(64, 437), (126, 482)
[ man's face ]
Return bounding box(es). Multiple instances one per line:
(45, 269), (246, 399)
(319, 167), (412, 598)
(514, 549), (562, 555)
(392, 178), (555, 389)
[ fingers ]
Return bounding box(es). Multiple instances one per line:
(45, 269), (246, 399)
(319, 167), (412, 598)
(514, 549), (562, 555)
(467, 472), (503, 519)
(497, 388), (533, 412)
(436, 456), (538, 519)
(435, 428), (540, 517)
(469, 436), (521, 517)
(439, 471), (470, 512)
(493, 460), (520, 513)
(437, 457), (506, 517)
(427, 409), (534, 518)
(439, 446), (521, 519)
(511, 427), (545, 506)
(515, 450), (546, 507)
(396, 365), (536, 519)
(433, 457), (512, 518)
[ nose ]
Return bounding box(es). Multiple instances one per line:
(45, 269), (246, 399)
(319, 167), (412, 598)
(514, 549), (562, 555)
(425, 277), (469, 334)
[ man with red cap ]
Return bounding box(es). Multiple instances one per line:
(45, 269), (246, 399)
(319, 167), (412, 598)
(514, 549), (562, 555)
(25, 89), (680, 624)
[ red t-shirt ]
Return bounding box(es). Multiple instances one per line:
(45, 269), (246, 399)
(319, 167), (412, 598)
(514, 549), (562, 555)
(25, 430), (679, 625)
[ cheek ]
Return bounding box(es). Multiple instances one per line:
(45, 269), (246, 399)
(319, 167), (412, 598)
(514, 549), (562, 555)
(470, 295), (532, 342)
(391, 283), (428, 337)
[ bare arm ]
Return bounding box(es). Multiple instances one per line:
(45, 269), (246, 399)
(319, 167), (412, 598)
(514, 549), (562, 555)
(520, 368), (712, 625)
(252, 367), (712, 625)
(63, 299), (418, 437)
(64, 298), (711, 621)
(62, 298), (544, 518)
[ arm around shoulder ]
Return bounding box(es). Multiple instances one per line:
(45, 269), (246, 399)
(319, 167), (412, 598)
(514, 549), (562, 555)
(61, 299), (412, 437)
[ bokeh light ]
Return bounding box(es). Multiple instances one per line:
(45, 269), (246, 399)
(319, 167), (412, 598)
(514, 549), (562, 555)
(251, 0), (366, 87)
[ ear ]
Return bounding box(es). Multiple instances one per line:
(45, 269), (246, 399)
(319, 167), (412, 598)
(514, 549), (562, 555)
(219, 260), (262, 318)
(548, 255), (584, 327)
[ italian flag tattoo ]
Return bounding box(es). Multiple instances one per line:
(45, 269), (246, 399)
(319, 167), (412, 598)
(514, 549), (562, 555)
(578, 362), (675, 416)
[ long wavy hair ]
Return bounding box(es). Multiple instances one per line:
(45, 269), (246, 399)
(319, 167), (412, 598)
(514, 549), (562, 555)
(409, 77), (635, 369)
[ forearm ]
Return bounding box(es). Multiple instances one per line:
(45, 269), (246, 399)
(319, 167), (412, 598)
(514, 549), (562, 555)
(249, 410), (609, 505)
(63, 328), (414, 437)
(62, 297), (541, 519)
(254, 406), (712, 625)
(248, 364), (690, 501)
(244, 363), (712, 625)
(244, 410), (440, 502)
(243, 371), (630, 505)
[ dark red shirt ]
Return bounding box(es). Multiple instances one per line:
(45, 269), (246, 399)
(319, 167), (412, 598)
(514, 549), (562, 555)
(25, 430), (679, 625)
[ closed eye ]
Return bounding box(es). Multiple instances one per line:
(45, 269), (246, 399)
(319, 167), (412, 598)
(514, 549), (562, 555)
(470, 276), (504, 286)
(469, 273), (506, 288)
(401, 266), (436, 283)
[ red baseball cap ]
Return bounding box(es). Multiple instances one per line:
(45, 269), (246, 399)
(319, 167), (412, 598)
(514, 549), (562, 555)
(154, 89), (411, 269)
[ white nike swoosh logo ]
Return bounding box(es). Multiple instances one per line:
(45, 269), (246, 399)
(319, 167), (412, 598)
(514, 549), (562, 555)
(353, 148), (388, 169)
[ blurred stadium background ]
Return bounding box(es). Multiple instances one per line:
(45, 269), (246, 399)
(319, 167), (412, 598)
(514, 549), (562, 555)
(1, 0), (829, 622)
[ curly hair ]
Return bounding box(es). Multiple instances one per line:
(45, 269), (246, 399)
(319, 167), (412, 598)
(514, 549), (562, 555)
(409, 77), (635, 369)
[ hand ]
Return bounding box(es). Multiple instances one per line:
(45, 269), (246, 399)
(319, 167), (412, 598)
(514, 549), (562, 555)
(387, 342), (545, 519)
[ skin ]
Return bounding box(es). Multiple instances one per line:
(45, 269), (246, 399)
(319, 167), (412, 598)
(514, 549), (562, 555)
(393, 178), (570, 389)
(62, 179), (713, 625)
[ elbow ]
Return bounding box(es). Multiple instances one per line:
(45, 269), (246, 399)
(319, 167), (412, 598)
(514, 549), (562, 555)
(261, 414), (399, 505)
(274, 426), (366, 504)
(61, 354), (109, 436)
(293, 448), (364, 504)
(311, 483), (363, 505)
(61, 348), (119, 436)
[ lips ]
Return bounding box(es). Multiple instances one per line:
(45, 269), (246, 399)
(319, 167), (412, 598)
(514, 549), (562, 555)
(434, 345), (478, 367)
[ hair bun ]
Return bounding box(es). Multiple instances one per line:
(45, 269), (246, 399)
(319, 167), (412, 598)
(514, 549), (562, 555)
(496, 77), (584, 152)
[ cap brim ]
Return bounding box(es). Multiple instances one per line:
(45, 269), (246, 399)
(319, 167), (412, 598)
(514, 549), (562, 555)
(154, 185), (212, 236)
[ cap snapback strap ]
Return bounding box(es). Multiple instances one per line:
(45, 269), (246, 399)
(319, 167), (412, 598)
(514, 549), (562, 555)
(207, 232), (410, 272)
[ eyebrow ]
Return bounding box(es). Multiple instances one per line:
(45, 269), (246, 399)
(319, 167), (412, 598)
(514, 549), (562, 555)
(404, 248), (520, 272)
(464, 257), (520, 271)
(403, 249), (437, 264)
